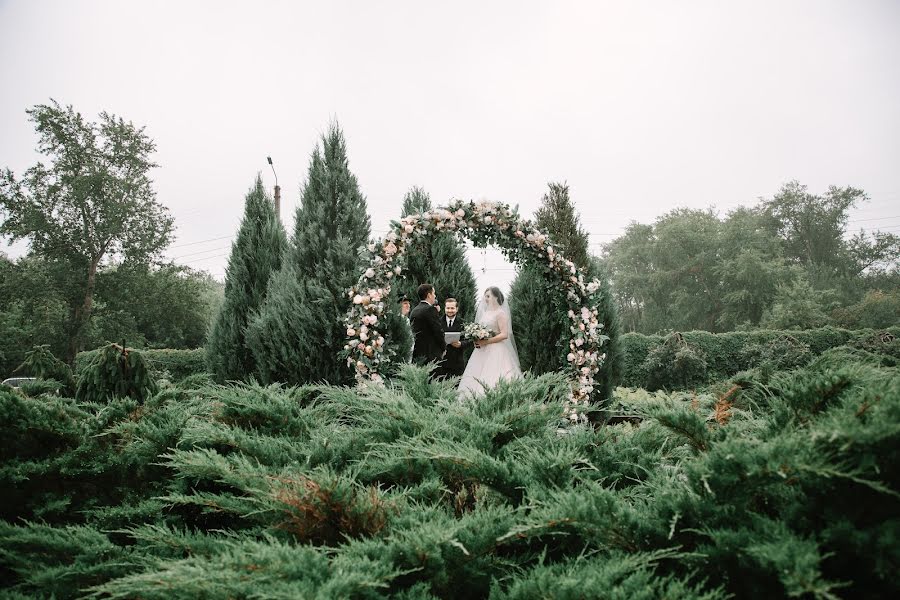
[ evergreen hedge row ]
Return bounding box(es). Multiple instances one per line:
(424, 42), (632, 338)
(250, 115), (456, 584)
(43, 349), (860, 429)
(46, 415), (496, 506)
(621, 326), (900, 389)
(75, 348), (206, 382)
(1, 355), (897, 598)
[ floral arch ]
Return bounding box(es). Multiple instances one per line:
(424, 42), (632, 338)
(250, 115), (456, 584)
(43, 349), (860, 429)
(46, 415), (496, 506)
(343, 199), (608, 422)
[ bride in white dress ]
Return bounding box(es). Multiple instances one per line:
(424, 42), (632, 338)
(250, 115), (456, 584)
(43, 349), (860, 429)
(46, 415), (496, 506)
(458, 286), (522, 397)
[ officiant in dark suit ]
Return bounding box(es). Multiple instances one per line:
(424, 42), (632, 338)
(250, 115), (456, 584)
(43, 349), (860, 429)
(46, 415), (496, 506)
(410, 284), (446, 371)
(437, 297), (472, 379)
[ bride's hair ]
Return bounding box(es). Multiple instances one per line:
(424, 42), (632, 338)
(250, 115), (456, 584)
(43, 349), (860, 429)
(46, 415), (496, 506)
(486, 286), (505, 306)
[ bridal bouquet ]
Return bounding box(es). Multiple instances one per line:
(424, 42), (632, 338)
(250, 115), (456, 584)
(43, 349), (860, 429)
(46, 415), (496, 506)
(463, 322), (496, 341)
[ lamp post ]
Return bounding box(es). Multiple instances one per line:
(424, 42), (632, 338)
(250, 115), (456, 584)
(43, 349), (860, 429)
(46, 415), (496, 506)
(267, 156), (280, 220)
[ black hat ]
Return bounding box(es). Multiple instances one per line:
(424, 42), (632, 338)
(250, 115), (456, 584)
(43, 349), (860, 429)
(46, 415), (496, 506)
(398, 294), (410, 303)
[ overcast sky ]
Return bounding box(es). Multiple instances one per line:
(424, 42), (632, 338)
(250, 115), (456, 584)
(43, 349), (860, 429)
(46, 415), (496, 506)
(2, 0), (899, 295)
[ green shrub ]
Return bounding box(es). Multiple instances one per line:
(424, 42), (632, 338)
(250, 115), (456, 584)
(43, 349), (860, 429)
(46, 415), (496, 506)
(641, 332), (708, 391)
(74, 343), (157, 404)
(1, 361), (898, 598)
(76, 347), (206, 382)
(621, 326), (900, 389)
(14, 345), (75, 395)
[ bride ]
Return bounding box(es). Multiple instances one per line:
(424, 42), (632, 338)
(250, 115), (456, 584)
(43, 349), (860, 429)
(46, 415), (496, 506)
(458, 286), (522, 397)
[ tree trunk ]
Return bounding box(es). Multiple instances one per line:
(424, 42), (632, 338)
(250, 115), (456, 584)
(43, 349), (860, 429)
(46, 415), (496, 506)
(65, 258), (100, 363)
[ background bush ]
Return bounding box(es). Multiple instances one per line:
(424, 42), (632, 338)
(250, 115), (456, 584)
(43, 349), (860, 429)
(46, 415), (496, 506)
(76, 348), (207, 383)
(620, 325), (900, 389)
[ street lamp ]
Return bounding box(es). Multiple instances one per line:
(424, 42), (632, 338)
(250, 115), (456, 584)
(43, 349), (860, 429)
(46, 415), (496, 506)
(267, 156), (281, 219)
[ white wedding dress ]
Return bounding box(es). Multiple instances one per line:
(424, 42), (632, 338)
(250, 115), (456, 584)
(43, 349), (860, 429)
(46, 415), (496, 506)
(458, 302), (522, 398)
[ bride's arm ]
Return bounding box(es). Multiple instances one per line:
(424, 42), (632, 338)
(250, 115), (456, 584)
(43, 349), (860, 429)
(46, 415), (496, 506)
(478, 312), (509, 346)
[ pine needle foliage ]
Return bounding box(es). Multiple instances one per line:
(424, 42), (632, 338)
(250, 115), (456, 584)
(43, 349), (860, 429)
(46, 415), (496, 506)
(206, 174), (287, 382)
(14, 344), (75, 395)
(247, 123), (371, 385)
(74, 342), (157, 404)
(510, 183), (621, 401)
(0, 355), (897, 598)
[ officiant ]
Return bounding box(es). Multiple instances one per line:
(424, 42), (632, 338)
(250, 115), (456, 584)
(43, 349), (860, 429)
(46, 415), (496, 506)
(438, 297), (472, 379)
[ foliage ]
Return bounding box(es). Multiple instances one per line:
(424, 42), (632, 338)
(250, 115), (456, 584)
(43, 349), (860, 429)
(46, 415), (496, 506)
(74, 343), (157, 404)
(0, 355), (897, 598)
(760, 273), (836, 330)
(247, 123), (370, 386)
(0, 253), (220, 379)
(92, 262), (222, 350)
(395, 186), (477, 320)
(602, 183), (899, 334)
(620, 326), (900, 389)
(76, 347), (207, 383)
(510, 255), (621, 404)
(14, 345), (75, 395)
(641, 332), (708, 391)
(510, 183), (590, 378)
(832, 289), (900, 330)
(0, 255), (71, 377)
(0, 100), (174, 360)
(207, 175), (287, 382)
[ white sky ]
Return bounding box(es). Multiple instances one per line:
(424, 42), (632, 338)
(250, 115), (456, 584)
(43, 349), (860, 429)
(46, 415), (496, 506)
(2, 0), (899, 296)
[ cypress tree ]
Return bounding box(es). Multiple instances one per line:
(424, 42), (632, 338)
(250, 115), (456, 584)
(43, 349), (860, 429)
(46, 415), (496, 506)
(509, 182), (621, 400)
(246, 124), (371, 385)
(206, 175), (287, 382)
(395, 187), (477, 320)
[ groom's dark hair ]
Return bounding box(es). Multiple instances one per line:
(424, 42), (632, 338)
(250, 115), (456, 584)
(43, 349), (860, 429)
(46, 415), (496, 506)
(417, 283), (434, 301)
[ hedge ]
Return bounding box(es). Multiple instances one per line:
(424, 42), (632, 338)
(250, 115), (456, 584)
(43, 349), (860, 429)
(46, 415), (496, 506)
(621, 326), (900, 389)
(75, 347), (207, 383)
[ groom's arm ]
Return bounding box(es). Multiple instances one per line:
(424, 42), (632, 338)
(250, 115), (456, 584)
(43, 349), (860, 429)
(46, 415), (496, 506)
(425, 306), (446, 346)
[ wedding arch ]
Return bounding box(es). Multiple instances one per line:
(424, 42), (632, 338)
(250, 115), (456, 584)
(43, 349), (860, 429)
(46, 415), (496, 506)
(343, 199), (609, 422)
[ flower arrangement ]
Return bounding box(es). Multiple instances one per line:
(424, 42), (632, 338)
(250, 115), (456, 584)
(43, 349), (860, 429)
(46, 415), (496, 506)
(463, 322), (496, 341)
(343, 199), (609, 423)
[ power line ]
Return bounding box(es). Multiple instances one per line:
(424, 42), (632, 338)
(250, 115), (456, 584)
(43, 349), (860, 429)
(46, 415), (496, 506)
(182, 253), (229, 265)
(170, 234), (235, 249)
(171, 246), (230, 260)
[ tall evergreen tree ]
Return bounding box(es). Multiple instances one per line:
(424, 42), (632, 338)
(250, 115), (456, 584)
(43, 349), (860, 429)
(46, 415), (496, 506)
(395, 187), (477, 321)
(246, 124), (371, 385)
(510, 182), (621, 401)
(206, 175), (287, 382)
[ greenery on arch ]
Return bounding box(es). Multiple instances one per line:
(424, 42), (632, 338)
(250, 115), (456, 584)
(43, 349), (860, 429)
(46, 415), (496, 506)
(343, 199), (609, 422)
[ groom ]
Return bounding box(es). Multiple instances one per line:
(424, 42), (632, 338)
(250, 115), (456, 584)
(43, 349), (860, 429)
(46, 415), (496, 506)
(410, 283), (446, 371)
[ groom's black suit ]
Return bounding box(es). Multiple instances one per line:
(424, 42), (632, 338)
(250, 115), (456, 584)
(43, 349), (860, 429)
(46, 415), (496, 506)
(410, 301), (445, 366)
(439, 315), (473, 378)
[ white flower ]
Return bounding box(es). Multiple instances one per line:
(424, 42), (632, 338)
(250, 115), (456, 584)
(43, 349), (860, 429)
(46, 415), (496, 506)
(364, 268), (376, 279)
(394, 265), (402, 274)
(567, 353), (576, 362)
(587, 281), (600, 293)
(367, 243), (376, 252)
(347, 327), (356, 336)
(484, 215), (493, 224)
(575, 338), (584, 347)
(581, 307), (592, 322)
(455, 209), (465, 218)
(404, 224), (414, 234)
(353, 295), (364, 304)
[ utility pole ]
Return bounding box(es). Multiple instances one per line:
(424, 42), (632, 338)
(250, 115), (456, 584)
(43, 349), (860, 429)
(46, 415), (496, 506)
(267, 156), (280, 220)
